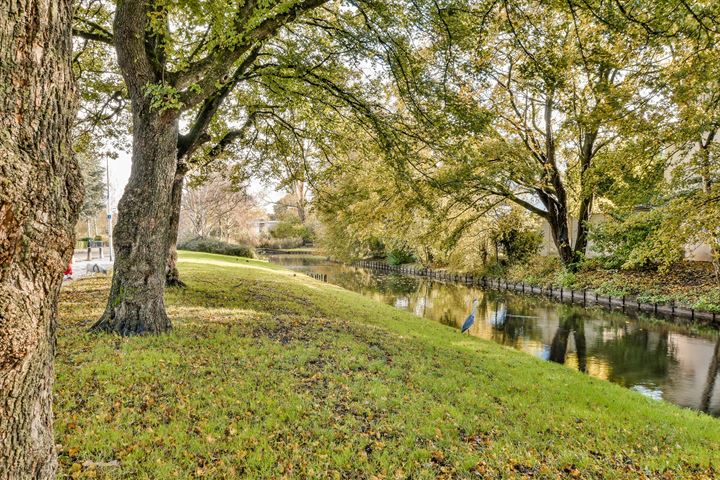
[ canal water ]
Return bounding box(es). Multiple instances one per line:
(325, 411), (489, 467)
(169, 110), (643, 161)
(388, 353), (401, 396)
(266, 254), (720, 417)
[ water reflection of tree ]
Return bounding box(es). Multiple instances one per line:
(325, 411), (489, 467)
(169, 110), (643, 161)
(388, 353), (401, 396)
(592, 326), (673, 387)
(424, 282), (480, 329)
(486, 295), (543, 349)
(701, 337), (720, 414)
(548, 309), (588, 372)
(377, 274), (419, 295)
(326, 268), (420, 297)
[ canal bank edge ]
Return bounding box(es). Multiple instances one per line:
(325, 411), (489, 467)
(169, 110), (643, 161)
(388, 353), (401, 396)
(354, 260), (720, 327)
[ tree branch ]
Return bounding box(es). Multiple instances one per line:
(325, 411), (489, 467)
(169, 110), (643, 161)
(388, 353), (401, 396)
(177, 46), (262, 159)
(173, 0), (329, 109)
(72, 27), (114, 45)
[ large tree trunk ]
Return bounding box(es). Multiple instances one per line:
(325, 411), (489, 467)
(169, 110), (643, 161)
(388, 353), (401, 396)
(0, 1), (81, 478)
(545, 202), (575, 268)
(573, 129), (598, 264)
(538, 92), (577, 270)
(92, 104), (179, 335)
(92, 0), (179, 335)
(166, 166), (187, 288)
(573, 193), (594, 263)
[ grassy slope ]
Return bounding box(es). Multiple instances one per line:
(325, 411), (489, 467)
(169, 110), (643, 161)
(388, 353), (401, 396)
(55, 252), (720, 479)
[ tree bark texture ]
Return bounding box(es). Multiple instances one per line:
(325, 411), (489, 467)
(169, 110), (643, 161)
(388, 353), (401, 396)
(92, 104), (179, 335)
(0, 1), (81, 478)
(165, 165), (186, 288)
(541, 197), (575, 268)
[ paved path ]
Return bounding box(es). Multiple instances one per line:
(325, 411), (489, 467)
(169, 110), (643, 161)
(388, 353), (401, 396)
(65, 250), (113, 281)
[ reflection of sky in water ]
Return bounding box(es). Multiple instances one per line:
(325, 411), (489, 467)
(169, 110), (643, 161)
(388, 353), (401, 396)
(266, 255), (720, 417)
(631, 385), (664, 401)
(537, 346), (551, 361)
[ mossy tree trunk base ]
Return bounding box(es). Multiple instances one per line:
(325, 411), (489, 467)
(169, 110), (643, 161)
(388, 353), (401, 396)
(91, 295), (171, 335)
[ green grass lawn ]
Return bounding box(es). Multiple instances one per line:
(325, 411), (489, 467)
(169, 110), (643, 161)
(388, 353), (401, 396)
(55, 251), (720, 479)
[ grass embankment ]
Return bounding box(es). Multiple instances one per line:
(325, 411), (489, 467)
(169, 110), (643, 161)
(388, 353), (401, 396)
(56, 252), (720, 479)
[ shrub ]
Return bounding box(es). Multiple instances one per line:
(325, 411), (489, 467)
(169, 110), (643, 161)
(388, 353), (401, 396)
(271, 220), (314, 243)
(482, 260), (507, 278)
(178, 236), (254, 258)
(692, 289), (720, 313)
(386, 248), (415, 266)
(496, 227), (542, 264)
(506, 255), (561, 285)
(259, 237), (305, 249)
(555, 270), (578, 288)
(595, 280), (630, 297)
(590, 209), (684, 271)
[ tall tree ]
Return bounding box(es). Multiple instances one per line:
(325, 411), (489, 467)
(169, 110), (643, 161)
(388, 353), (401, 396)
(74, 0), (431, 300)
(574, 0), (720, 277)
(74, 0), (331, 335)
(433, 0), (666, 268)
(75, 133), (108, 238)
(181, 173), (259, 241)
(0, 1), (82, 477)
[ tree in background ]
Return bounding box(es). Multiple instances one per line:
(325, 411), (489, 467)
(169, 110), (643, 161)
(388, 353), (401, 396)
(333, 0), (692, 273)
(662, 22), (720, 280)
(432, 0), (667, 269)
(269, 192), (316, 246)
(0, 1), (82, 477)
(75, 133), (107, 239)
(180, 174), (263, 243)
(572, 0), (720, 278)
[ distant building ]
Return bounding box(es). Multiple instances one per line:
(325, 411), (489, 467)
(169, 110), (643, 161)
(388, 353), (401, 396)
(253, 219), (281, 236)
(539, 213), (606, 258)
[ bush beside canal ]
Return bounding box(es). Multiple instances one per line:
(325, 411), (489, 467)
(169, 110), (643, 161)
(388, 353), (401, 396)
(499, 256), (720, 313)
(55, 251), (719, 479)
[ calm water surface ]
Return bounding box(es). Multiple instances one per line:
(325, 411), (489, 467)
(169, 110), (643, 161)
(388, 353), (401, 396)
(267, 254), (720, 416)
